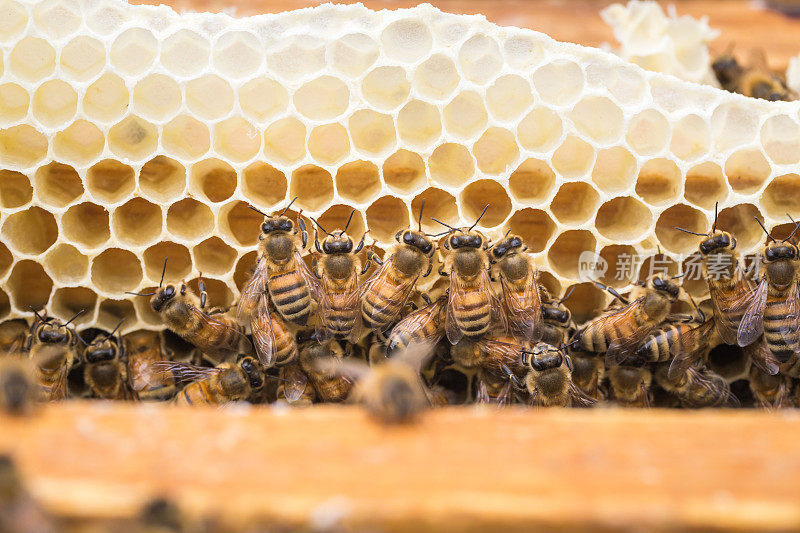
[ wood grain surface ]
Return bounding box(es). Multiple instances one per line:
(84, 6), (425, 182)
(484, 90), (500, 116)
(2, 403), (800, 531)
(130, 0), (800, 70)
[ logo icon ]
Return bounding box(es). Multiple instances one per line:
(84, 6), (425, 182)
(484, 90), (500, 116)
(578, 251), (608, 281)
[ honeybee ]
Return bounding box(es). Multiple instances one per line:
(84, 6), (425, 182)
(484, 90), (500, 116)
(82, 320), (133, 400)
(435, 207), (503, 344)
(749, 363), (794, 409)
(297, 339), (352, 403)
(654, 362), (736, 408)
(736, 219), (800, 365)
(606, 364), (652, 408)
(278, 360), (315, 406)
(249, 293), (299, 368)
(386, 294), (447, 356)
(0, 320), (27, 354)
(239, 198), (318, 326)
(362, 202), (435, 334)
(568, 350), (606, 401)
(539, 287), (576, 348)
(573, 275), (681, 365)
(449, 336), (523, 405)
(712, 49), (796, 101)
(312, 210), (370, 342)
(490, 232), (542, 342)
(0, 455), (58, 533)
(25, 309), (83, 402)
(125, 330), (177, 401)
(165, 355), (266, 406)
(522, 343), (595, 407)
(0, 356), (36, 416)
(129, 263), (247, 361)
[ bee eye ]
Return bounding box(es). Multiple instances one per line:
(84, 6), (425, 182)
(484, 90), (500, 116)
(403, 232), (414, 244)
(512, 237), (522, 248)
(164, 286), (175, 298)
(280, 219), (292, 231)
(261, 223), (270, 233)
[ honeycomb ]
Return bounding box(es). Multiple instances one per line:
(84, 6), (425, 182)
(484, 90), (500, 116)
(1, 0), (800, 333)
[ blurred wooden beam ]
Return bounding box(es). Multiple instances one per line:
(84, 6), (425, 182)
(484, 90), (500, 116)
(2, 403), (800, 531)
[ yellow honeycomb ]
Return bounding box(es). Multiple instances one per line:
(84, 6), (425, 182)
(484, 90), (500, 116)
(1, 0), (799, 332)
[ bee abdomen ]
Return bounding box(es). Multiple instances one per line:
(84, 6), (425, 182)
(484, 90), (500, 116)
(268, 271), (312, 325)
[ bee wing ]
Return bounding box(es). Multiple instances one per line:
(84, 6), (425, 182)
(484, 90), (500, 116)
(393, 301), (446, 349)
(295, 251), (324, 304)
(780, 279), (800, 356)
(745, 338), (781, 376)
(250, 295), (278, 367)
(686, 366), (739, 407)
(281, 364), (309, 403)
(737, 276), (768, 347)
(476, 338), (524, 372)
(237, 256), (269, 319)
(345, 274), (364, 344)
(709, 269), (753, 345)
(360, 258), (419, 327)
(569, 382), (597, 407)
(475, 377), (490, 404)
(598, 298), (655, 366)
(150, 360), (219, 383)
(668, 319), (715, 380)
(499, 271), (542, 342)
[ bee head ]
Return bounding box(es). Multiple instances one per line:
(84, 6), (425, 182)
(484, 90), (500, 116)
(649, 275), (680, 300)
(448, 230), (484, 250)
(151, 284), (178, 312)
(396, 229), (434, 255)
(765, 241), (799, 262)
(711, 55), (741, 85)
(239, 356), (264, 391)
(322, 233), (354, 254)
(261, 216), (294, 235)
(85, 336), (117, 363)
(699, 231), (736, 255)
(525, 345), (564, 372)
(36, 323), (69, 345)
(491, 234), (524, 259)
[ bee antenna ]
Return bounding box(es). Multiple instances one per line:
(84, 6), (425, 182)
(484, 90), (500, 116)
(431, 218), (456, 231)
(159, 258), (168, 288)
(754, 216), (775, 243)
(558, 285), (576, 304)
(247, 204), (269, 217)
(417, 199), (425, 232)
(671, 271), (687, 280)
(504, 229), (511, 238)
(673, 227), (706, 237)
(712, 201), (719, 233)
(64, 309), (85, 327)
(76, 334), (89, 347)
(425, 230), (452, 238)
(279, 197), (298, 217)
(28, 306), (45, 322)
(107, 318), (125, 339)
(784, 213), (800, 242)
(343, 209), (356, 233)
(468, 204), (490, 231)
(311, 218), (329, 235)
(125, 291), (156, 297)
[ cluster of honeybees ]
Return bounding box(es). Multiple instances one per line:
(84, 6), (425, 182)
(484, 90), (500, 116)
(2, 198), (800, 423)
(712, 48), (797, 100)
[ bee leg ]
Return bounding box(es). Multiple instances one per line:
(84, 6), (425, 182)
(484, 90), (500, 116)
(298, 215), (308, 249)
(420, 293), (432, 306)
(314, 231), (323, 253)
(369, 251), (384, 266)
(354, 232), (368, 254)
(423, 260), (433, 277)
(594, 282), (630, 306)
(198, 277), (208, 309)
(438, 266), (447, 277)
(360, 258), (372, 275)
(311, 257), (322, 280)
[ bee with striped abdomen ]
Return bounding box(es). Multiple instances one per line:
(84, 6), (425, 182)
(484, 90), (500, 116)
(249, 293), (299, 368)
(490, 231), (542, 342)
(165, 355), (266, 406)
(361, 201), (435, 335)
(239, 198), (318, 326)
(386, 294), (447, 356)
(654, 362), (736, 408)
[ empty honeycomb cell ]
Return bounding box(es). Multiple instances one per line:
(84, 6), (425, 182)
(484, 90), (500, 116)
(0, 125), (48, 168)
(411, 188), (458, 233)
(595, 197), (651, 242)
(0, 169), (31, 208)
(0, 290), (10, 320)
(60, 36), (105, 81)
(336, 161), (381, 204)
(458, 34), (502, 84)
(131, 295), (161, 326)
(62, 202), (110, 249)
(111, 198), (162, 247)
(761, 174), (800, 220)
(33, 0), (81, 40)
(96, 299), (136, 332)
(680, 252), (709, 298)
(561, 283), (606, 324)
(361, 66), (410, 111)
(551, 135), (595, 179)
(365, 196), (408, 243)
(597, 244), (638, 287)
(550, 182), (601, 225)
(0, 0), (27, 41)
(547, 230), (597, 279)
(460, 180), (511, 228)
(486, 75), (533, 123)
(184, 75), (234, 122)
(635, 158), (682, 206)
(87, 159), (135, 204)
(110, 27), (157, 76)
(308, 124), (350, 166)
(429, 143), (474, 188)
(234, 251), (258, 292)
(242, 162), (287, 208)
(0, 83), (29, 125)
(443, 91), (488, 139)
(505, 208), (556, 253)
(532, 59), (585, 106)
(44, 243), (88, 284)
(472, 127), (518, 175)
(214, 117), (261, 163)
(219, 201), (261, 247)
(91, 248), (143, 294)
(143, 241), (192, 283)
(263, 117), (306, 165)
(52, 120), (104, 165)
(535, 271), (561, 301)
(626, 109), (671, 155)
(32, 80), (78, 128)
(0, 242), (11, 278)
(716, 204), (764, 252)
(517, 108), (563, 153)
(240, 78), (288, 123)
(213, 31), (262, 80)
(398, 100), (441, 150)
(767, 222), (798, 242)
(9, 37), (55, 82)
(724, 149), (771, 195)
(329, 33), (379, 78)
(161, 29), (210, 78)
(189, 159), (237, 203)
(415, 54), (459, 100)
(50, 287), (96, 327)
(83, 73), (129, 123)
(317, 203), (367, 238)
(383, 150), (427, 195)
(166, 199), (214, 242)
(290, 165), (335, 212)
(1, 206), (57, 255)
(508, 158), (556, 205)
(294, 76), (350, 121)
(684, 162), (727, 210)
(132, 74), (182, 122)
(591, 146), (638, 194)
(139, 156), (186, 204)
(162, 115), (211, 161)
(349, 110), (396, 156)
(7, 260), (53, 311)
(108, 115), (158, 161)
(267, 34), (326, 82)
(670, 114), (710, 162)
(185, 277), (233, 309)
(570, 96), (624, 144)
(654, 204), (708, 254)
(193, 237), (237, 276)
(381, 18), (433, 63)
(710, 102), (759, 153)
(760, 115), (800, 165)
